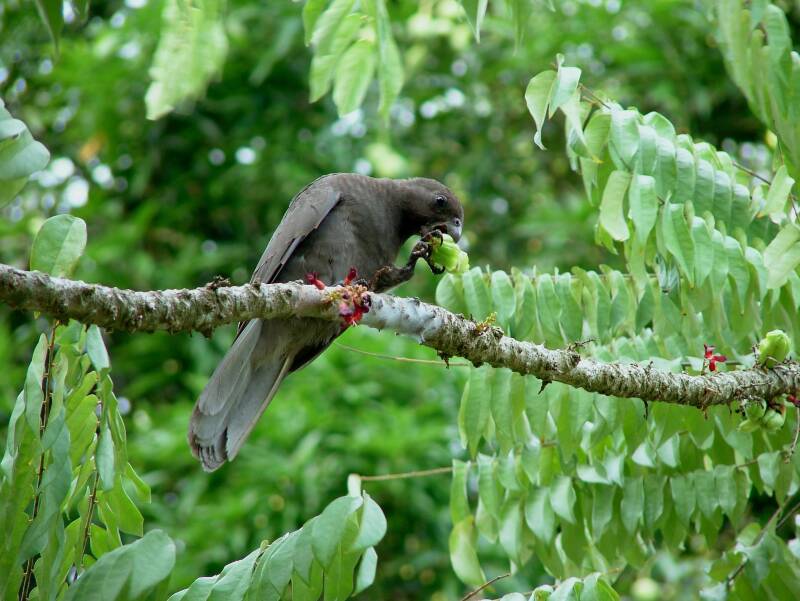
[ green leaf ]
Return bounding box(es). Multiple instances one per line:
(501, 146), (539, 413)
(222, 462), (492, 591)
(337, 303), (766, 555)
(333, 40), (377, 116)
(549, 476), (576, 524)
(599, 170), (632, 241)
(549, 64), (582, 117)
(609, 108), (640, 169)
(145, 0), (228, 120)
(0, 99), (50, 206)
(311, 495), (362, 567)
(462, 267), (492, 320)
(353, 547), (377, 595)
(302, 0), (328, 45)
(491, 271), (516, 331)
(30, 215), (87, 278)
(96, 422), (116, 492)
(661, 203), (695, 284)
(86, 325), (110, 372)
(525, 71), (557, 149)
(459, 367), (492, 457)
(458, 0), (488, 42)
(374, 0), (403, 122)
(309, 13), (363, 103)
(764, 223), (800, 288)
(34, 0), (64, 50)
(525, 487), (555, 543)
(621, 476), (644, 532)
(628, 174), (657, 244)
(64, 530), (175, 601)
(450, 460), (471, 524)
(350, 493), (386, 552)
(449, 517), (485, 586)
(508, 0), (533, 48)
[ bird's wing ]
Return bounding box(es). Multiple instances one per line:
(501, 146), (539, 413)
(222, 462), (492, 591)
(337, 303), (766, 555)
(235, 177), (342, 337)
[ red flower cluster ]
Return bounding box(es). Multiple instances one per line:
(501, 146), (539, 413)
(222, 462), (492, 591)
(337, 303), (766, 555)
(305, 268), (371, 328)
(788, 394), (800, 408)
(704, 344), (727, 372)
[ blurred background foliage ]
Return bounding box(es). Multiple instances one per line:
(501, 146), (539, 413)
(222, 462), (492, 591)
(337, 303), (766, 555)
(0, 0), (791, 597)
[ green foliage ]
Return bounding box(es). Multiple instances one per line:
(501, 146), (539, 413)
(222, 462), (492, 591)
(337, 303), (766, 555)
(304, 0), (404, 120)
(168, 488), (386, 601)
(0, 98), (49, 207)
(145, 0), (228, 120)
(7, 0), (800, 598)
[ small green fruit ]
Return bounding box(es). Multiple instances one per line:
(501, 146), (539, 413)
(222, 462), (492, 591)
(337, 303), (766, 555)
(762, 409), (786, 432)
(757, 330), (791, 368)
(430, 234), (470, 275)
(744, 400), (767, 421)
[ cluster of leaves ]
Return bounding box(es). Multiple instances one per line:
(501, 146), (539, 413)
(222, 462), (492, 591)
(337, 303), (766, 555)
(2, 213), (388, 600)
(145, 0), (228, 121)
(170, 483), (386, 601)
(8, 0), (800, 598)
(0, 98), (49, 207)
(1, 214), (164, 599)
(302, 0), (402, 120)
(427, 1), (800, 597)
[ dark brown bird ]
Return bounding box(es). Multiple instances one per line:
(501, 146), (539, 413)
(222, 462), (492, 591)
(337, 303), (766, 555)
(189, 173), (464, 470)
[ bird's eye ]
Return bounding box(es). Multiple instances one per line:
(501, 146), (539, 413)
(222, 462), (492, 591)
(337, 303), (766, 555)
(434, 195), (447, 208)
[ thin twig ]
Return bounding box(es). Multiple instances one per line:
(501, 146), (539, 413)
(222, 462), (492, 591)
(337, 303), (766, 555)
(732, 160), (800, 220)
(334, 342), (470, 367)
(19, 323), (58, 601)
(77, 472), (100, 573)
(578, 83), (611, 110)
(358, 466), (453, 482)
(460, 573), (511, 601)
(775, 496), (800, 531)
(786, 406), (800, 462)
(727, 497), (789, 586)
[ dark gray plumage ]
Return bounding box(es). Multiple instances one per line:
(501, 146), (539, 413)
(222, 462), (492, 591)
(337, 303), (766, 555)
(189, 173), (464, 470)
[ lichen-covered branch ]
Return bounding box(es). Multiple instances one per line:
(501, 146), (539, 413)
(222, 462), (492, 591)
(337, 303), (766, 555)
(1, 263), (798, 408)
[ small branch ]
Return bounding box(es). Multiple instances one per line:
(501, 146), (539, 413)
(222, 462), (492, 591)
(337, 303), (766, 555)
(3, 264), (800, 410)
(333, 342), (470, 367)
(357, 466), (453, 482)
(19, 323), (58, 601)
(727, 496), (791, 587)
(460, 573), (511, 601)
(77, 472), (100, 573)
(786, 407), (800, 462)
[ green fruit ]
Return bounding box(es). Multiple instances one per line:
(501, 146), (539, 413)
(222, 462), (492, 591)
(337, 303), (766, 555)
(757, 329), (791, 368)
(762, 409), (786, 432)
(430, 233), (470, 275)
(744, 400), (767, 421)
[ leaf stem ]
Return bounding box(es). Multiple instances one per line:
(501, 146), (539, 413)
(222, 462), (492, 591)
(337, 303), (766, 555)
(19, 322), (58, 601)
(460, 573), (511, 601)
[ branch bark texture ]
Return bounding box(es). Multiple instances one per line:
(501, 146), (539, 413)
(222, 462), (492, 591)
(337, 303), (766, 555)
(2, 263), (798, 409)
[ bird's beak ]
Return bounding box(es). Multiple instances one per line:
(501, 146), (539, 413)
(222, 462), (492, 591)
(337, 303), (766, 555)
(423, 218), (463, 242)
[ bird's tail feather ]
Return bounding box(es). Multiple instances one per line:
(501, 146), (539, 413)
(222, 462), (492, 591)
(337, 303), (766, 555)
(189, 320), (292, 471)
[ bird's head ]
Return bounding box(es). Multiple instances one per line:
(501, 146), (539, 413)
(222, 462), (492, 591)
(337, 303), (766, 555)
(399, 177), (464, 241)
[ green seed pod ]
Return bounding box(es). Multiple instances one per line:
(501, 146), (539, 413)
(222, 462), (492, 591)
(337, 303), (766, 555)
(430, 234), (470, 275)
(757, 330), (791, 368)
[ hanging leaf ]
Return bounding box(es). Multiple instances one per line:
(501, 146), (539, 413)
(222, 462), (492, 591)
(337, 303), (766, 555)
(599, 170), (632, 241)
(333, 40), (377, 116)
(30, 215), (87, 278)
(0, 99), (50, 206)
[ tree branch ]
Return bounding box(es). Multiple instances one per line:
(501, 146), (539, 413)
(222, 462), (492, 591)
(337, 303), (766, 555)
(2, 263), (798, 409)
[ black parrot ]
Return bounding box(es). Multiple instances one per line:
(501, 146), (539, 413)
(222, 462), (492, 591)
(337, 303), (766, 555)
(189, 173), (464, 470)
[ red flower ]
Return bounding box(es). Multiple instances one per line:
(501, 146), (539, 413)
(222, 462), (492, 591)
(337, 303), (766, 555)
(344, 267), (358, 285)
(788, 394), (800, 408)
(703, 344), (727, 372)
(305, 272), (326, 290)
